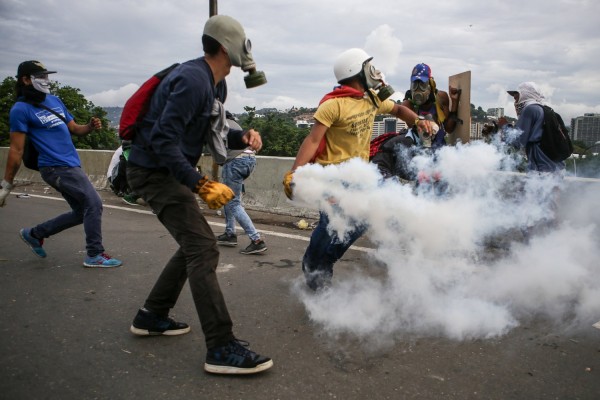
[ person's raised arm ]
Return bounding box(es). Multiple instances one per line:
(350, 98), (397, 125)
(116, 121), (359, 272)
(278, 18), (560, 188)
(391, 103), (433, 135)
(68, 117), (102, 137)
(282, 121), (328, 200)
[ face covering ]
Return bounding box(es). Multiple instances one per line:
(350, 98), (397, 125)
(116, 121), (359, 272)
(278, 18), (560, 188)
(514, 100), (526, 116)
(22, 84), (46, 103)
(203, 15), (267, 88)
(361, 61), (395, 101)
(411, 80), (431, 106)
(31, 74), (51, 94)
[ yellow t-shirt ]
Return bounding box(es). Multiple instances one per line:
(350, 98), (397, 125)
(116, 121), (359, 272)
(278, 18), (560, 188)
(313, 91), (395, 165)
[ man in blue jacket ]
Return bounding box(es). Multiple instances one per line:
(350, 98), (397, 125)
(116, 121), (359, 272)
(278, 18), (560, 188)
(126, 15), (273, 375)
(0, 60), (122, 268)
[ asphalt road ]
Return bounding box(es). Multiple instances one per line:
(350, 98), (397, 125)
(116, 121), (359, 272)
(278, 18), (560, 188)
(0, 184), (599, 400)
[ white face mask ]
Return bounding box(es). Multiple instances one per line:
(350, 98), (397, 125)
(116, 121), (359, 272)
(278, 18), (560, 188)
(31, 75), (51, 94)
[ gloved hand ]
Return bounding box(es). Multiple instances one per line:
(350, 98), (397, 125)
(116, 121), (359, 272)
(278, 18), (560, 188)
(282, 170), (294, 200)
(0, 179), (14, 207)
(196, 176), (234, 210)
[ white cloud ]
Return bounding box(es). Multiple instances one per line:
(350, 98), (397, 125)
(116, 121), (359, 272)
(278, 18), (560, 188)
(88, 83), (139, 107)
(364, 25), (403, 76)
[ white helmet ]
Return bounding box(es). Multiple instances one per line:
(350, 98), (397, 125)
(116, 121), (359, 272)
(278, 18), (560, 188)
(333, 48), (373, 83)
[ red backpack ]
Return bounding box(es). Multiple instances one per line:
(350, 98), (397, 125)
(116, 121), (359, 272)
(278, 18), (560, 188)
(119, 63), (179, 140)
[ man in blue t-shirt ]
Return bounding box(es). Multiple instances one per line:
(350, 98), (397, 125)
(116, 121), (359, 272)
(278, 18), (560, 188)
(0, 60), (122, 268)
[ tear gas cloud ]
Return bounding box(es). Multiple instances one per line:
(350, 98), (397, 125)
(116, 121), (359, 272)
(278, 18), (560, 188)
(291, 140), (600, 344)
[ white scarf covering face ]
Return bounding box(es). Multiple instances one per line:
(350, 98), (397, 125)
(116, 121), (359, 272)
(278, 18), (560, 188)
(514, 82), (545, 115)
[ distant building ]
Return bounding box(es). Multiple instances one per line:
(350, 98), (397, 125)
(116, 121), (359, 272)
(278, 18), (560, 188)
(571, 113), (600, 146)
(486, 108), (504, 118)
(470, 122), (486, 141)
(372, 117), (407, 139)
(295, 120), (314, 129)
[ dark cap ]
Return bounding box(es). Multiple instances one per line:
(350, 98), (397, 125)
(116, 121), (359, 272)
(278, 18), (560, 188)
(507, 90), (519, 97)
(17, 60), (57, 78)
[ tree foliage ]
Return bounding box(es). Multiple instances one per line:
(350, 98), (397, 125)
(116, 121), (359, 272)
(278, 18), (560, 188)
(238, 109), (308, 157)
(0, 76), (118, 150)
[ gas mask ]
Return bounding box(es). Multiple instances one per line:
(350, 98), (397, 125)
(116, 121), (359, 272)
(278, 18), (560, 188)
(203, 15), (267, 88)
(31, 74), (51, 94)
(411, 80), (431, 106)
(362, 61), (394, 101)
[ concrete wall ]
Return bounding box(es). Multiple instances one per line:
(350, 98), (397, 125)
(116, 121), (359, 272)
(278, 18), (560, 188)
(3, 147), (599, 219)
(0, 147), (317, 218)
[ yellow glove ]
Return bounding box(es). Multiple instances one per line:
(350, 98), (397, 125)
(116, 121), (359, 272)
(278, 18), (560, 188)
(196, 176), (234, 209)
(282, 170), (294, 200)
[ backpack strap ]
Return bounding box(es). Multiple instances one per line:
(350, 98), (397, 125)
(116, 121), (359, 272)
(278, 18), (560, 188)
(18, 100), (68, 125)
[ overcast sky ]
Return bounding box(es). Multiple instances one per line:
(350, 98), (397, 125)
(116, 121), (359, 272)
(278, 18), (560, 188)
(1, 0), (598, 122)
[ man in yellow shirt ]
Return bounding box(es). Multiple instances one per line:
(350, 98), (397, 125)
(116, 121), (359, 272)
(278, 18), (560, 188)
(283, 48), (433, 290)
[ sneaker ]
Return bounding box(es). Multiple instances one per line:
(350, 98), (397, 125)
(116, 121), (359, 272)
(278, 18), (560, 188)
(240, 239), (267, 255)
(205, 339), (273, 375)
(130, 308), (191, 336)
(216, 233), (237, 247)
(19, 228), (47, 258)
(122, 194), (140, 206)
(83, 253), (122, 268)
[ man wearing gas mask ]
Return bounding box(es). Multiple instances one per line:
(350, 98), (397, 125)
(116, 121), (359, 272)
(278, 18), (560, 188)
(126, 15), (272, 375)
(0, 60), (122, 268)
(282, 48), (433, 291)
(402, 63), (461, 149)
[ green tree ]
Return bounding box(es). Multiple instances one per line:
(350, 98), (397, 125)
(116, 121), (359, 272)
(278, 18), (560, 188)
(238, 112), (307, 157)
(0, 77), (17, 146)
(0, 76), (118, 150)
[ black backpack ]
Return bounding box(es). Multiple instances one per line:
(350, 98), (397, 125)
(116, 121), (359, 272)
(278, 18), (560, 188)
(539, 105), (573, 162)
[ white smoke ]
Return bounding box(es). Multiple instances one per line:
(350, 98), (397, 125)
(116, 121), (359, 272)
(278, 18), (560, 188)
(291, 141), (600, 345)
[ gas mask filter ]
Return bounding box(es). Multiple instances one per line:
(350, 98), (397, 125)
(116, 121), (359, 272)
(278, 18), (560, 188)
(362, 61), (394, 101)
(411, 80), (431, 106)
(31, 74), (51, 94)
(203, 15), (267, 88)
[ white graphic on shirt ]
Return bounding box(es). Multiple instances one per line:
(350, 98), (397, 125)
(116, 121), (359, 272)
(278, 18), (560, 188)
(34, 108), (66, 128)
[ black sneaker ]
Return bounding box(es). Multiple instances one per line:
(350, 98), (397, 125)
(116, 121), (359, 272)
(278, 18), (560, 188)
(130, 308), (191, 336)
(205, 339), (273, 375)
(216, 233), (237, 247)
(240, 239), (267, 255)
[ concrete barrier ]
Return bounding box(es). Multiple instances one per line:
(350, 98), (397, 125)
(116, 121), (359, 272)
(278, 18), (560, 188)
(0, 147), (317, 218)
(3, 147), (599, 219)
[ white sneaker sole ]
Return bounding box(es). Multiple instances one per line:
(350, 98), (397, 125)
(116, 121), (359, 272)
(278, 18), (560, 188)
(204, 359), (273, 374)
(129, 325), (191, 336)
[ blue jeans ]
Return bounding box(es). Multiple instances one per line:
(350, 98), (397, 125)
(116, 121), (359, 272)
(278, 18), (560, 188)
(34, 166), (104, 257)
(302, 211), (367, 290)
(221, 155), (260, 241)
